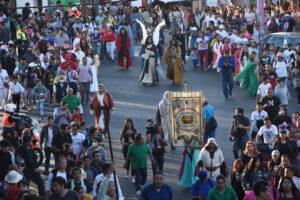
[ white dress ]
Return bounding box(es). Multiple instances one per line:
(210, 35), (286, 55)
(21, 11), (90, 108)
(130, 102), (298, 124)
(90, 65), (98, 93)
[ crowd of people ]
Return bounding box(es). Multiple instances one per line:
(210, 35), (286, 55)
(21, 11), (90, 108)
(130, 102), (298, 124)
(0, 0), (298, 200)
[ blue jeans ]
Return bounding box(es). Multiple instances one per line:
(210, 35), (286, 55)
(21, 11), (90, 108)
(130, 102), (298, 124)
(204, 125), (216, 143)
(221, 72), (234, 97)
(192, 59), (198, 69)
(37, 99), (45, 117)
(134, 168), (147, 191)
(233, 134), (249, 159)
(93, 42), (101, 57)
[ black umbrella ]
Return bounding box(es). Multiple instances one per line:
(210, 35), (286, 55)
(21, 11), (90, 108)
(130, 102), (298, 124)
(151, 0), (166, 7)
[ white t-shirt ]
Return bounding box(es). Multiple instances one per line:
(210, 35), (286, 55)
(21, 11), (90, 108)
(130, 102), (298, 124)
(0, 69), (8, 89)
(273, 61), (288, 78)
(46, 127), (53, 147)
(257, 83), (272, 98)
(71, 132), (85, 155)
(257, 125), (278, 148)
(204, 15), (215, 26)
(283, 49), (296, 63)
(251, 110), (268, 121)
(46, 171), (67, 191)
(196, 37), (209, 50)
(245, 12), (255, 25)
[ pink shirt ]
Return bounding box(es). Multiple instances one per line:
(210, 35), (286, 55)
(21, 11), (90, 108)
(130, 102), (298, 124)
(243, 186), (278, 200)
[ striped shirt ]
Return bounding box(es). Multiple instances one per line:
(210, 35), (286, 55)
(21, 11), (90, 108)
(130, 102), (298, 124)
(203, 105), (214, 123)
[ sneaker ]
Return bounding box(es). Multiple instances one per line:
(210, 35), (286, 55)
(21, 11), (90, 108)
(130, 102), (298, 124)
(125, 171), (129, 179)
(136, 190), (141, 196)
(132, 176), (135, 183)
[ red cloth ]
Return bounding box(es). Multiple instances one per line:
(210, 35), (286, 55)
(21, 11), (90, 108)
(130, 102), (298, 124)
(105, 32), (116, 42)
(116, 34), (132, 69)
(61, 60), (77, 71)
(72, 114), (83, 122)
(7, 185), (19, 200)
(90, 93), (114, 133)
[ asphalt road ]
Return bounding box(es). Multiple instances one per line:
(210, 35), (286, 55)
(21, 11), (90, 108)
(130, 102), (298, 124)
(0, 39), (299, 200)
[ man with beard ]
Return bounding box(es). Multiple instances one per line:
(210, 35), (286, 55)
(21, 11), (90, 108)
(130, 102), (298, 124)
(90, 84), (114, 134)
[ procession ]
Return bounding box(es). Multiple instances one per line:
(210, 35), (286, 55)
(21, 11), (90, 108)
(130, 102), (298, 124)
(0, 0), (299, 199)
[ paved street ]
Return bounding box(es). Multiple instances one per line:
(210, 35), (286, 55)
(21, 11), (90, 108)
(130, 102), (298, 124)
(0, 41), (299, 199)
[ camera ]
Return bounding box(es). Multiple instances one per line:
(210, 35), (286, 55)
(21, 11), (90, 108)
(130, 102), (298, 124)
(146, 118), (157, 135)
(224, 61), (232, 69)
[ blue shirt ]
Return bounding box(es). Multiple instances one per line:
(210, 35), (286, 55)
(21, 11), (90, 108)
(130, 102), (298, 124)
(218, 56), (235, 73)
(203, 105), (214, 123)
(141, 184), (173, 200)
(190, 178), (216, 197)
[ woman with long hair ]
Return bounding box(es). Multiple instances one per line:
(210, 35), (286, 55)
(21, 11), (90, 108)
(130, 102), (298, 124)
(116, 28), (132, 70)
(274, 130), (297, 164)
(234, 43), (243, 82)
(213, 34), (222, 69)
(239, 46), (249, 72)
(231, 159), (245, 200)
(117, 19), (134, 58)
(278, 176), (300, 200)
(241, 141), (261, 167)
(139, 36), (159, 86)
(242, 156), (264, 192)
(120, 119), (137, 183)
(80, 35), (89, 56)
(165, 38), (184, 85)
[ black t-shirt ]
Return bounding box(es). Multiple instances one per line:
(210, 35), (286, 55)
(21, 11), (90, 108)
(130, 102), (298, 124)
(261, 95), (281, 120)
(285, 19), (295, 32)
(52, 133), (73, 151)
(66, 179), (92, 193)
(49, 190), (80, 200)
(26, 69), (41, 88)
(232, 116), (250, 138)
(0, 150), (12, 180)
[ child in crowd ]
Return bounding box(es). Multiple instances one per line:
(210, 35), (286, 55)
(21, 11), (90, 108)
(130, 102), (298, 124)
(190, 47), (199, 71)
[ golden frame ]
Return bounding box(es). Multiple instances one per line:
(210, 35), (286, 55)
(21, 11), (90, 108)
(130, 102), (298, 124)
(169, 91), (204, 147)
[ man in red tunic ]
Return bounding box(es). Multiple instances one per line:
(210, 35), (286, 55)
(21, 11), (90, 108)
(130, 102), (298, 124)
(90, 84), (114, 133)
(61, 54), (77, 71)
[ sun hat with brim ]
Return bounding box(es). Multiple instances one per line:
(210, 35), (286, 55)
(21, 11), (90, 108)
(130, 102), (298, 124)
(5, 170), (23, 184)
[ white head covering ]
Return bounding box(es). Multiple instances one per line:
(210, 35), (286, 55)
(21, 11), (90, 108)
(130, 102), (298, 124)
(206, 138), (218, 147)
(162, 91), (170, 105)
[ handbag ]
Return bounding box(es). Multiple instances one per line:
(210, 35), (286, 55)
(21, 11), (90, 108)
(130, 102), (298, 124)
(207, 117), (217, 130)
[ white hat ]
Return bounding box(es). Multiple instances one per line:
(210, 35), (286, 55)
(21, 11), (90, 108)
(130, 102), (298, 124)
(5, 170), (23, 184)
(71, 7), (77, 12)
(5, 104), (16, 112)
(8, 40), (14, 45)
(271, 150), (280, 157)
(277, 52), (284, 57)
(190, 27), (197, 31)
(285, 14), (290, 17)
(28, 62), (37, 68)
(219, 25), (225, 29)
(207, 138), (218, 147)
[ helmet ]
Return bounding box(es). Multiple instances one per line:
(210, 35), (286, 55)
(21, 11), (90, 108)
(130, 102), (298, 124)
(5, 104), (16, 112)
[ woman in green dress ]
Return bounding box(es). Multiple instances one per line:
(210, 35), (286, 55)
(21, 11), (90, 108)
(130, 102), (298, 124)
(234, 51), (258, 96)
(179, 137), (202, 187)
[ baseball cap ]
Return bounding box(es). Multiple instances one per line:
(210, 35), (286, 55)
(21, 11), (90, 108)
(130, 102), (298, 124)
(272, 150), (280, 157)
(198, 170), (207, 180)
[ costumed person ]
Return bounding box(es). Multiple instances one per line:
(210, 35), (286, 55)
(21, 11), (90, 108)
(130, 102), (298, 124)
(179, 137), (202, 187)
(234, 51), (258, 96)
(139, 36), (159, 86)
(90, 84), (114, 134)
(213, 34), (222, 70)
(117, 19), (134, 58)
(156, 91), (176, 150)
(196, 138), (228, 179)
(165, 38), (184, 85)
(234, 43), (243, 83)
(90, 55), (100, 96)
(2, 104), (19, 147)
(116, 28), (132, 70)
